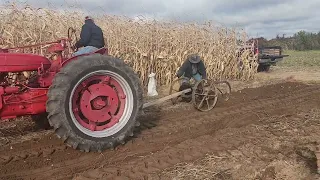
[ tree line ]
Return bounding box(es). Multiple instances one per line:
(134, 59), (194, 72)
(252, 30), (320, 51)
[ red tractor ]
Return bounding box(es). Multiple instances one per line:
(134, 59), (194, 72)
(0, 29), (143, 152)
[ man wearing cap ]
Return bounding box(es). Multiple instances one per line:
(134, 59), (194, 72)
(72, 16), (105, 56)
(176, 54), (207, 84)
(175, 54), (207, 102)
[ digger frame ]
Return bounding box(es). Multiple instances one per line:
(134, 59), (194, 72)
(143, 77), (231, 112)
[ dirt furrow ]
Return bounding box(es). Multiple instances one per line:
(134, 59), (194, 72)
(0, 83), (310, 167)
(0, 82), (318, 180)
(74, 97), (319, 180)
(140, 83), (319, 136)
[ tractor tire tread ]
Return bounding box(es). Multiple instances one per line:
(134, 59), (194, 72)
(46, 54), (143, 152)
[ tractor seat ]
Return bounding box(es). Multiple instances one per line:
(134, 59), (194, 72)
(89, 47), (107, 55)
(72, 47), (108, 58)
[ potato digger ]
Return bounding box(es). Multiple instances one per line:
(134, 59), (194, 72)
(0, 28), (231, 152)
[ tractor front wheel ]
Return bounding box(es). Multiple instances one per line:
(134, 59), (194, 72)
(46, 54), (143, 152)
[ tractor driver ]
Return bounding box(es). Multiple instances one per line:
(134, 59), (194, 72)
(72, 16), (105, 56)
(176, 53), (207, 85)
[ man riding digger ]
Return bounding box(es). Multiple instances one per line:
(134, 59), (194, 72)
(72, 16), (105, 56)
(176, 54), (208, 101)
(176, 53), (207, 85)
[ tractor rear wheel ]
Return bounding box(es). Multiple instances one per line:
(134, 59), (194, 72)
(46, 54), (143, 152)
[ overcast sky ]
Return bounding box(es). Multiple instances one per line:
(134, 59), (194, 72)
(4, 0), (320, 39)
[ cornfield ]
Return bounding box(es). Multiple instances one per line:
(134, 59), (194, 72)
(0, 2), (258, 86)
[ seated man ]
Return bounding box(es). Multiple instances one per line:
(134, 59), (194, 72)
(72, 16), (105, 56)
(176, 53), (207, 84)
(176, 54), (207, 101)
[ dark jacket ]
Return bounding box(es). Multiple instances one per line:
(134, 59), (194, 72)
(176, 58), (207, 79)
(75, 20), (105, 49)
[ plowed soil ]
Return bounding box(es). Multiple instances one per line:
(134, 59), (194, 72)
(1, 81), (320, 180)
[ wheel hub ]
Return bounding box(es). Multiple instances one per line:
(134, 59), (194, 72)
(80, 83), (118, 123)
(71, 75), (127, 132)
(91, 96), (107, 110)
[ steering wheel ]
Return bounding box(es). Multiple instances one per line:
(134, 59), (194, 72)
(68, 27), (78, 52)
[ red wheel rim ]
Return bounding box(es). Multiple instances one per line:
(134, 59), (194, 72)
(71, 74), (127, 132)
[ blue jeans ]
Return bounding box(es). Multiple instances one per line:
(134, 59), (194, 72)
(181, 73), (202, 84)
(72, 46), (99, 56)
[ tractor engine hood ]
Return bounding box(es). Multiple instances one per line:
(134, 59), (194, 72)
(0, 53), (51, 72)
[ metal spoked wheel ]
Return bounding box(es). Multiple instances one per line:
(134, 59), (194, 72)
(69, 70), (134, 138)
(192, 79), (218, 112)
(214, 80), (231, 101)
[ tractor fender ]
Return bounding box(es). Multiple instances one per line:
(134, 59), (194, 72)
(61, 47), (108, 67)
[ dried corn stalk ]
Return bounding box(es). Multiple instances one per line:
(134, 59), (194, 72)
(0, 2), (257, 86)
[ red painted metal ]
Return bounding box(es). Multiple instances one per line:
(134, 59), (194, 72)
(0, 87), (48, 119)
(71, 75), (126, 131)
(0, 53), (51, 72)
(2, 38), (70, 51)
(61, 47), (107, 67)
(4, 87), (19, 94)
(0, 49), (9, 53)
(0, 36), (109, 121)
